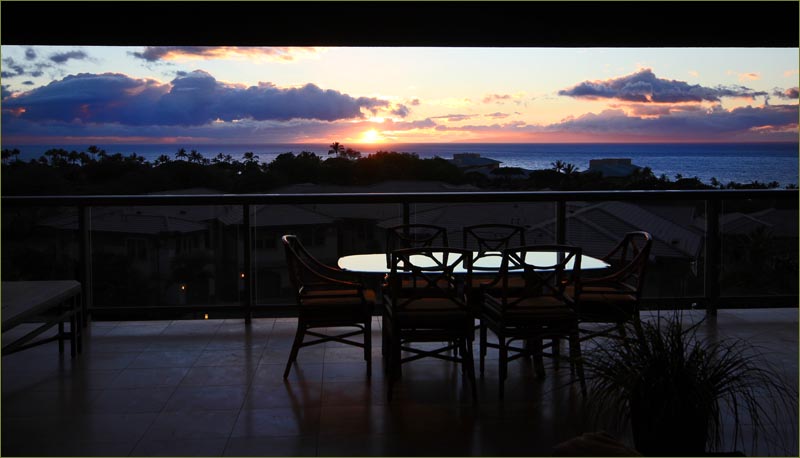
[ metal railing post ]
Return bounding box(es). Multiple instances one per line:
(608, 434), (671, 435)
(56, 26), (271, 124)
(78, 206), (92, 326)
(705, 198), (721, 316)
(402, 202), (410, 237)
(243, 204), (253, 323)
(555, 200), (566, 244)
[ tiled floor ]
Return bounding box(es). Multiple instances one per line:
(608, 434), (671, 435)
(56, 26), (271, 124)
(2, 309), (797, 456)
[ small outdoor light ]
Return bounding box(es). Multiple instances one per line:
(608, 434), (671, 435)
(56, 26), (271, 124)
(204, 313), (209, 319)
(180, 284), (186, 291)
(240, 273), (245, 279)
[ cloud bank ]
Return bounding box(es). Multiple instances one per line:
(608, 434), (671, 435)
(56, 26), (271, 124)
(559, 68), (767, 103)
(132, 46), (320, 62)
(2, 70), (390, 126)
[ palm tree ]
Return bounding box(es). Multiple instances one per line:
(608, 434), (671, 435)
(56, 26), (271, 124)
(87, 145), (104, 160)
(242, 151), (259, 164)
(188, 149), (204, 164)
(1, 148), (20, 164)
(175, 148), (188, 161)
(562, 163), (579, 175)
(551, 159), (565, 173)
(328, 142), (343, 156)
(154, 154), (171, 166)
(344, 147), (361, 160)
(67, 150), (80, 165)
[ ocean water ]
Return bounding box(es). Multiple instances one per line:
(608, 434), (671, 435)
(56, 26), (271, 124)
(6, 142), (799, 187)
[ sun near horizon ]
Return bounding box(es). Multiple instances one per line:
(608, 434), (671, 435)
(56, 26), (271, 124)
(359, 129), (386, 144)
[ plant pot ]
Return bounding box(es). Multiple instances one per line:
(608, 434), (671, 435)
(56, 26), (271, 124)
(630, 395), (709, 456)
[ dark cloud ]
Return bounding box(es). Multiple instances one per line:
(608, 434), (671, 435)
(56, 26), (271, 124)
(549, 104), (798, 139)
(1, 85), (12, 99)
(773, 87), (799, 99)
(2, 70), (389, 127)
(485, 112), (510, 119)
(410, 98), (420, 106)
(24, 48), (37, 60)
(1, 58), (26, 78)
(131, 46), (316, 62)
(425, 104), (798, 142)
(559, 68), (767, 103)
(22, 81), (35, 86)
(1, 57), (52, 78)
(391, 104), (410, 117)
(49, 50), (88, 64)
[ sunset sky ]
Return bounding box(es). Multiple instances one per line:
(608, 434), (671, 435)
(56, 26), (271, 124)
(1, 46), (798, 145)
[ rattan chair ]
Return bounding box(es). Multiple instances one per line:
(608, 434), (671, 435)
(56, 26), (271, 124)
(479, 245), (586, 399)
(384, 247), (477, 401)
(282, 235), (374, 378)
(571, 231), (652, 341)
(386, 224), (449, 263)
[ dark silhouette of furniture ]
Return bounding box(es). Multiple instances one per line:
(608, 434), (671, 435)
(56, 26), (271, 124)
(462, 224), (526, 254)
(385, 224), (449, 265)
(479, 245), (586, 398)
(2, 280), (83, 358)
(571, 231), (652, 341)
(462, 224), (527, 340)
(282, 235), (374, 378)
(383, 247), (477, 401)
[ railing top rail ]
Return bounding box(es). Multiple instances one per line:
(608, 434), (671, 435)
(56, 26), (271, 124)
(2, 189), (797, 207)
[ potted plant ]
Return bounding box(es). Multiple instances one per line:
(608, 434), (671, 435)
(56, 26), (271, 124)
(580, 312), (797, 456)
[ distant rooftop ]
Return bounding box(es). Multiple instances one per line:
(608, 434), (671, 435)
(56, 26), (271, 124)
(585, 158), (642, 178)
(449, 153), (502, 168)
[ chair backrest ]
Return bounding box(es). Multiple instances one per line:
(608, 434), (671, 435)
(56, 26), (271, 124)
(463, 224), (526, 274)
(463, 224), (526, 252)
(600, 231), (652, 298)
(494, 245), (582, 311)
(282, 234), (353, 300)
(386, 224), (449, 267)
(387, 247), (472, 313)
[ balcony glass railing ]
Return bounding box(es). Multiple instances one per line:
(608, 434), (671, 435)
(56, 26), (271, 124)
(2, 190), (797, 320)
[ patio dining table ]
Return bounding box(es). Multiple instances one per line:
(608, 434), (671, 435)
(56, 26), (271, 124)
(338, 250), (610, 275)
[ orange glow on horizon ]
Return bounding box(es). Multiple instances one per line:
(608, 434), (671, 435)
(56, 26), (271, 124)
(359, 129), (385, 144)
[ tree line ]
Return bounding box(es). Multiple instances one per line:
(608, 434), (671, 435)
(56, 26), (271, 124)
(1, 142), (788, 196)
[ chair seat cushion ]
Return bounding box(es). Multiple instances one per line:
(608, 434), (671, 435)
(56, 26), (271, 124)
(483, 295), (576, 322)
(302, 288), (376, 306)
(563, 285), (638, 321)
(471, 274), (526, 289)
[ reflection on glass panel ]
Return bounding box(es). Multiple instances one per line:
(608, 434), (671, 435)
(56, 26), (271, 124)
(76, 204), (244, 313)
(406, 202), (557, 248)
(720, 199), (799, 297)
(565, 200), (706, 299)
(2, 206), (79, 281)
(251, 203), (399, 305)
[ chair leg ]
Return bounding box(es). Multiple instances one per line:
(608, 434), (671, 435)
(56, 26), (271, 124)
(283, 321), (305, 378)
(387, 327), (402, 402)
(461, 337), (478, 402)
(479, 322), (487, 376)
(498, 335), (507, 399)
(365, 319), (372, 378)
(381, 311), (389, 357)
